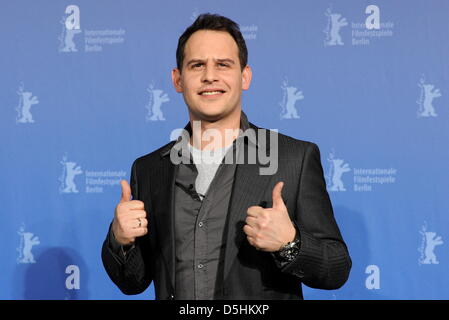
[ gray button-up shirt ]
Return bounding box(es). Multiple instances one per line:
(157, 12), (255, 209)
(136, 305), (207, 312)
(173, 112), (249, 300)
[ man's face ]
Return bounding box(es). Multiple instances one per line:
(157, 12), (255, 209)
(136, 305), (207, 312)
(172, 30), (252, 122)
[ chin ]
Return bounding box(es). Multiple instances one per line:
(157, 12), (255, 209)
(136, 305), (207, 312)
(197, 112), (224, 122)
(194, 106), (230, 121)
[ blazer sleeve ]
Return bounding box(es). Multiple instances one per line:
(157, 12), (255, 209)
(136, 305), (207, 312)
(280, 142), (352, 289)
(101, 159), (154, 295)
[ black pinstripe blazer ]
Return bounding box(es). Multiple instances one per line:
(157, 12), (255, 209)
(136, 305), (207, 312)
(102, 117), (351, 300)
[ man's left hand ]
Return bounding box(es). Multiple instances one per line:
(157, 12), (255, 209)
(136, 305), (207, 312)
(244, 181), (296, 252)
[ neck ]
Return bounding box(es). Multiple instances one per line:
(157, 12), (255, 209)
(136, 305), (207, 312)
(189, 107), (242, 151)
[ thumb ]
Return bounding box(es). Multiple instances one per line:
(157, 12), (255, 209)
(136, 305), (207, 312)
(120, 180), (132, 203)
(272, 181), (286, 210)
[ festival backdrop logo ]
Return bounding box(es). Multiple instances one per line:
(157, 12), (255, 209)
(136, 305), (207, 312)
(326, 150), (351, 191)
(351, 5), (395, 46)
(59, 154), (126, 194)
(324, 6), (348, 46)
(15, 83), (39, 124)
(418, 222), (444, 265)
(279, 78), (304, 119)
(59, 155), (83, 193)
(326, 149), (397, 192)
(353, 168), (397, 192)
(58, 5), (125, 53)
(416, 75), (442, 118)
(17, 224), (40, 264)
(324, 5), (394, 47)
(58, 5), (81, 52)
(145, 83), (170, 121)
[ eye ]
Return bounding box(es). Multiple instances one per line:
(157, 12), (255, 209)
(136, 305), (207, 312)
(192, 63), (204, 69)
(218, 63), (229, 68)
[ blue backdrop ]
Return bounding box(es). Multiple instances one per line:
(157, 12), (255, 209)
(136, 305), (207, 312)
(1, 0), (448, 300)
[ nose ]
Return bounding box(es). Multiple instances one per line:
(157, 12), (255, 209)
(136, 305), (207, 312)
(201, 63), (218, 83)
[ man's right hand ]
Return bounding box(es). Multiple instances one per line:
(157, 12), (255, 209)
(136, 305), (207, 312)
(112, 180), (148, 246)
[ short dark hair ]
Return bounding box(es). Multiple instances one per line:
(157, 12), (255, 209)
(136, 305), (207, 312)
(176, 13), (248, 71)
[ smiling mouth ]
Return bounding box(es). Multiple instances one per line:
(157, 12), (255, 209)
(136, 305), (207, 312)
(198, 90), (226, 96)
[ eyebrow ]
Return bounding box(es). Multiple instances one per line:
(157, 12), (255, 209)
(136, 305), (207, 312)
(216, 58), (235, 64)
(186, 58), (236, 67)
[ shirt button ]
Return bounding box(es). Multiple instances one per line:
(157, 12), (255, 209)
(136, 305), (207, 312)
(198, 264), (204, 269)
(198, 221), (204, 227)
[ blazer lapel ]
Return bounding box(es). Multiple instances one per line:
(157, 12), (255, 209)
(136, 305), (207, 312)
(154, 121), (192, 293)
(153, 147), (177, 292)
(222, 129), (274, 282)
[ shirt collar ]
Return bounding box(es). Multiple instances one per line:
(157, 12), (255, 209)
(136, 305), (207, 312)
(160, 110), (254, 158)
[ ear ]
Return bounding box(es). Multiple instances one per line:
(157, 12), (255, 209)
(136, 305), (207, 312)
(241, 65), (252, 91)
(171, 68), (183, 93)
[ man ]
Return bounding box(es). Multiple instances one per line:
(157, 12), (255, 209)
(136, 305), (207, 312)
(102, 13), (351, 300)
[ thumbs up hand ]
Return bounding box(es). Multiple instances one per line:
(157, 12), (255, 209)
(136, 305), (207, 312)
(112, 180), (148, 246)
(243, 182), (296, 252)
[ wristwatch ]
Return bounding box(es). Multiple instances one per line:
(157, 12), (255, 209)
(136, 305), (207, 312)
(276, 233), (301, 262)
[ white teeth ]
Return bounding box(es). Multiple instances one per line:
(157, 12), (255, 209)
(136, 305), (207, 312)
(201, 91), (222, 95)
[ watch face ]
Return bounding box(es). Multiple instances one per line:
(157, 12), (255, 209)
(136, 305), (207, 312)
(280, 241), (300, 261)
